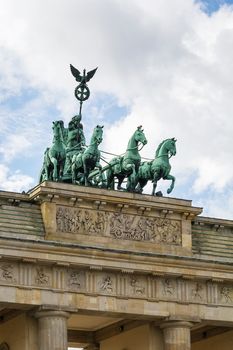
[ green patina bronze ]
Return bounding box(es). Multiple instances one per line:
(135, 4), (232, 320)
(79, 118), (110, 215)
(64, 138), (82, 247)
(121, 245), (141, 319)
(106, 126), (147, 192)
(63, 114), (86, 180)
(39, 120), (66, 182)
(39, 65), (177, 196)
(70, 64), (97, 117)
(72, 125), (103, 186)
(136, 138), (176, 195)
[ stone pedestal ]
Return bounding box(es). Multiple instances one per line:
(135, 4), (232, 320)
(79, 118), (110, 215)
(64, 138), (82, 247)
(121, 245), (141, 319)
(35, 310), (70, 350)
(160, 321), (193, 350)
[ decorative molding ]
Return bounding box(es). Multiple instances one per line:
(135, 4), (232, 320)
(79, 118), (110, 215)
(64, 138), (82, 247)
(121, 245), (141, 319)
(0, 259), (233, 308)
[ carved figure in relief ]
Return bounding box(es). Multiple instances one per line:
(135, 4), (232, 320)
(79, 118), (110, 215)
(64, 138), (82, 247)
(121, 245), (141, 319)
(69, 271), (81, 288)
(109, 212), (181, 245)
(154, 218), (181, 245)
(163, 279), (175, 295)
(95, 212), (105, 233)
(221, 286), (232, 303)
(56, 207), (107, 235)
(192, 283), (203, 300)
(130, 278), (145, 294)
(35, 267), (49, 286)
(83, 210), (95, 232)
(56, 206), (181, 246)
(100, 276), (113, 293)
(110, 213), (133, 239)
(1, 264), (13, 281)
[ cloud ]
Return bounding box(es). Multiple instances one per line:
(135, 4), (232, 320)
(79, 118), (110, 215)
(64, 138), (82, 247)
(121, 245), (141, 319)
(0, 164), (34, 192)
(0, 0), (233, 217)
(0, 134), (31, 161)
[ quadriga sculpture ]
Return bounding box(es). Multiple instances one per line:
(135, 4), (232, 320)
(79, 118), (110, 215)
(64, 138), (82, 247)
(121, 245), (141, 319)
(106, 126), (147, 192)
(71, 125), (104, 186)
(63, 114), (86, 180)
(39, 120), (66, 182)
(136, 138), (176, 195)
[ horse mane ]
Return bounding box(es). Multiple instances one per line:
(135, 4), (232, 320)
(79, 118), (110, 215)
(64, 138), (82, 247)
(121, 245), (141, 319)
(155, 139), (170, 157)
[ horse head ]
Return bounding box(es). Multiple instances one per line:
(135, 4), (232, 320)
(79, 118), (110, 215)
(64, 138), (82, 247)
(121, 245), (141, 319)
(156, 138), (176, 157)
(134, 126), (147, 145)
(167, 138), (177, 156)
(52, 120), (65, 142)
(93, 125), (104, 145)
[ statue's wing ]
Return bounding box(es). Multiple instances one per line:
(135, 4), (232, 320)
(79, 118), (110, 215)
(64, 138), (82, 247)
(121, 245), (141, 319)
(70, 64), (82, 82)
(86, 67), (98, 82)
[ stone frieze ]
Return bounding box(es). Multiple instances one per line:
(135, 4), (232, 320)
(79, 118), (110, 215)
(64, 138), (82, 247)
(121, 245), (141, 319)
(0, 260), (233, 308)
(56, 206), (182, 245)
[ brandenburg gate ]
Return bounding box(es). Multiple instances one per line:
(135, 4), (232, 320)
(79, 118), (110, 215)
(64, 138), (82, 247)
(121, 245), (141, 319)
(0, 66), (233, 349)
(0, 182), (233, 350)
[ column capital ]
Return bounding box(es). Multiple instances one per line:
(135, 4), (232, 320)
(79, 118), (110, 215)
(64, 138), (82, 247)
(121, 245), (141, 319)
(34, 309), (70, 319)
(33, 304), (77, 319)
(160, 320), (193, 330)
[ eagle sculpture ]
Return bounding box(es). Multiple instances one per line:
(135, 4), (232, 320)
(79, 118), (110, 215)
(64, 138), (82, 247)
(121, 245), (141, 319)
(70, 64), (98, 84)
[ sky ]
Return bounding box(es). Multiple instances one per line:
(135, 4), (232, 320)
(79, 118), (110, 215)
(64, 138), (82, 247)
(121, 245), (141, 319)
(1, 0), (233, 219)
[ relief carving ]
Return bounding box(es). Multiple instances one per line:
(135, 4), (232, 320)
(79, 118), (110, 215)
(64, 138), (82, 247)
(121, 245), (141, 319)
(154, 218), (181, 245)
(163, 279), (175, 296)
(35, 267), (49, 286)
(68, 270), (82, 289)
(100, 276), (113, 293)
(1, 258), (233, 309)
(192, 283), (204, 300)
(220, 285), (232, 303)
(130, 278), (145, 295)
(56, 206), (181, 245)
(110, 213), (181, 245)
(56, 207), (107, 235)
(0, 264), (14, 282)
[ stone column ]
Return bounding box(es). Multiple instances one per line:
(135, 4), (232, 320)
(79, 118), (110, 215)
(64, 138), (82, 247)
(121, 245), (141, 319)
(160, 321), (193, 350)
(35, 309), (70, 350)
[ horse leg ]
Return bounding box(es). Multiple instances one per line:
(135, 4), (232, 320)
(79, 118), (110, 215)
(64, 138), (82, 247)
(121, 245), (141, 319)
(71, 161), (76, 184)
(59, 160), (65, 181)
(106, 168), (115, 190)
(100, 170), (107, 188)
(136, 179), (148, 193)
(152, 172), (160, 196)
(126, 165), (136, 192)
(83, 161), (88, 186)
(50, 157), (58, 181)
(165, 174), (175, 194)
(83, 161), (92, 186)
(117, 175), (125, 190)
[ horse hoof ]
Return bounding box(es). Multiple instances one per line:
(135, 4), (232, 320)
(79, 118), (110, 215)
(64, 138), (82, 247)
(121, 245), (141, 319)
(156, 191), (163, 197)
